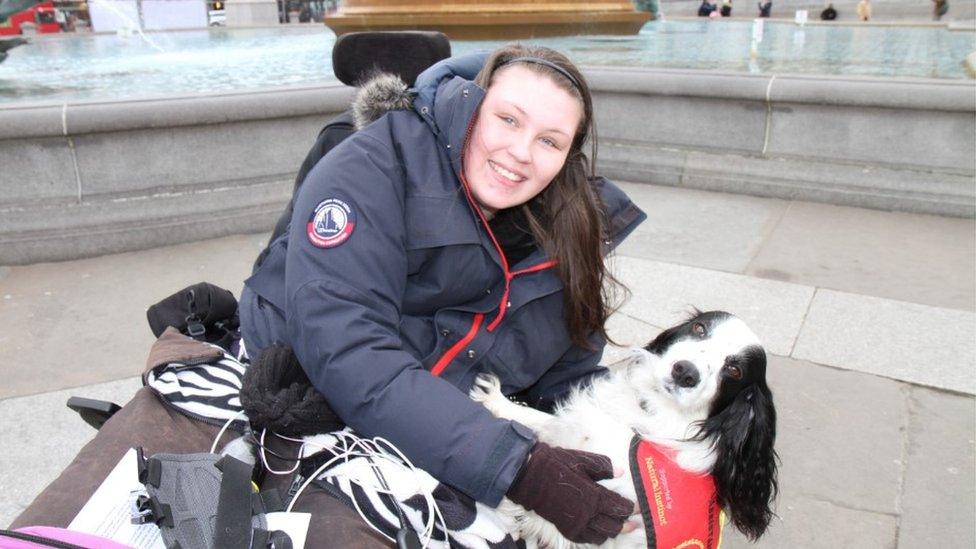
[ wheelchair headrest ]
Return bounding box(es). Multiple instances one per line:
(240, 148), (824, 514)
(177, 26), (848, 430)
(332, 31), (452, 88)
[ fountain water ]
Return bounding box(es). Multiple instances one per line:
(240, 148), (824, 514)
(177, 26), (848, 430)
(88, 0), (166, 52)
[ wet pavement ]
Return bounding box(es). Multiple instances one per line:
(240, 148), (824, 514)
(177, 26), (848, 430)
(1, 182), (973, 547)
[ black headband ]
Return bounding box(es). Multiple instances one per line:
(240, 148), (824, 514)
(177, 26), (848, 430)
(497, 56), (584, 96)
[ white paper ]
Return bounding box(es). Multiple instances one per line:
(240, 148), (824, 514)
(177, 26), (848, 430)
(68, 448), (166, 549)
(266, 512), (312, 549)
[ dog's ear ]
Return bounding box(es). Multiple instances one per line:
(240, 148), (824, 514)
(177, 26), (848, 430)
(644, 324), (683, 355)
(700, 384), (778, 540)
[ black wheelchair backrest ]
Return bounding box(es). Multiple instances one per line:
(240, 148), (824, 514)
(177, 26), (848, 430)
(252, 31), (452, 272)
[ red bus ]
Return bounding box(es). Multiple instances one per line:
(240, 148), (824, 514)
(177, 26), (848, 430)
(0, 1), (61, 36)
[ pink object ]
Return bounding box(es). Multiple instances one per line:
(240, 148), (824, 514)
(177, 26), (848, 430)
(0, 526), (132, 549)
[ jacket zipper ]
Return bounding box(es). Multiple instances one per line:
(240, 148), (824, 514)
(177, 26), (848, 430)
(456, 168), (511, 330)
(431, 313), (484, 377)
(487, 259), (558, 332)
(430, 106), (557, 377)
(455, 111), (558, 328)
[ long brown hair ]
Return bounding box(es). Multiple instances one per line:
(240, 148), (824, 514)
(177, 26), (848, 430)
(474, 44), (624, 349)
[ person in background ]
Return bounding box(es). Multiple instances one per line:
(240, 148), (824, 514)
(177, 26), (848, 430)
(53, 6), (66, 30)
(698, 0), (718, 16)
(932, 0), (949, 20)
(633, 0), (661, 19)
(757, 0), (772, 17)
(820, 2), (838, 19)
(720, 0), (732, 17)
(856, 0), (872, 21)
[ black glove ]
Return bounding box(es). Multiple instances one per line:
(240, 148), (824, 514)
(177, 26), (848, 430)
(506, 442), (634, 545)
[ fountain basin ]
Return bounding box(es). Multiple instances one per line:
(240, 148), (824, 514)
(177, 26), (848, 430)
(2, 22), (974, 108)
(1, 67), (973, 265)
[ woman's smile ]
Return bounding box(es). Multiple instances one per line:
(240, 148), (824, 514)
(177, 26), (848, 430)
(488, 159), (527, 184)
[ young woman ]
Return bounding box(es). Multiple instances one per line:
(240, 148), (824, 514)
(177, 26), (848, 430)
(240, 44), (647, 546)
(12, 44), (646, 548)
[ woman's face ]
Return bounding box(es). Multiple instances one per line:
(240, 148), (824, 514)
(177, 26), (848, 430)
(463, 65), (584, 216)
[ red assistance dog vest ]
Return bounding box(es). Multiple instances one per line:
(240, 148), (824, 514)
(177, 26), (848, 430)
(629, 435), (724, 549)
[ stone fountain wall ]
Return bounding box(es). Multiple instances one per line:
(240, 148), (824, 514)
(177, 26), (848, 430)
(0, 70), (972, 265)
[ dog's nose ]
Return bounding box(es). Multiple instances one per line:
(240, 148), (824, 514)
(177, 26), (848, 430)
(672, 360), (700, 388)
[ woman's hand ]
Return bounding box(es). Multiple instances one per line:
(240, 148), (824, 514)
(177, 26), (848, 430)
(506, 442), (636, 544)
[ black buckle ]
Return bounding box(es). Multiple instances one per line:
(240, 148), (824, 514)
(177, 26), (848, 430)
(185, 289), (206, 338)
(129, 491), (154, 525)
(186, 321), (206, 338)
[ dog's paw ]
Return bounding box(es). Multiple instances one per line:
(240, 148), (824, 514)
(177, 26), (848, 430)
(470, 373), (504, 404)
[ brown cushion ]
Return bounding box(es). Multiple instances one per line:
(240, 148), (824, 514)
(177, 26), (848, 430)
(10, 387), (230, 529)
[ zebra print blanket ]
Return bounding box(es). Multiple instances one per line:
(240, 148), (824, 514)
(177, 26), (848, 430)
(143, 343), (523, 549)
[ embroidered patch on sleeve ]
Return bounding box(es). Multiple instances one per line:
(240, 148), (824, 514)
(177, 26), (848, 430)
(307, 198), (356, 248)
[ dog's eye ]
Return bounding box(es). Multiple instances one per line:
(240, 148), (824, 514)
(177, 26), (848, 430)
(725, 364), (743, 380)
(692, 322), (706, 337)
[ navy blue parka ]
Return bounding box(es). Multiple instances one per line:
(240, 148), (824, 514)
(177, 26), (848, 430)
(241, 54), (646, 506)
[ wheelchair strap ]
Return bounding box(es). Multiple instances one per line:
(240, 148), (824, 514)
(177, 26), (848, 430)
(214, 455), (257, 549)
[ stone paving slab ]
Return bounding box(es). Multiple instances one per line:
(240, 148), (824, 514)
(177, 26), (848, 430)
(1, 182), (973, 543)
(722, 497), (898, 549)
(767, 356), (906, 515)
(0, 233), (260, 400)
(721, 356), (976, 548)
(0, 376), (142, 528)
(793, 289), (976, 394)
(612, 256), (815, 356)
(745, 200), (976, 311)
(898, 386), (976, 548)
(614, 182), (789, 274)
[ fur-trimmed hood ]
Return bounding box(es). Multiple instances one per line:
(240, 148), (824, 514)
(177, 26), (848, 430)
(350, 52), (489, 130)
(351, 73), (412, 130)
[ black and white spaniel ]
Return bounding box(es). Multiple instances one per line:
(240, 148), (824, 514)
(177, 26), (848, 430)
(471, 310), (778, 548)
